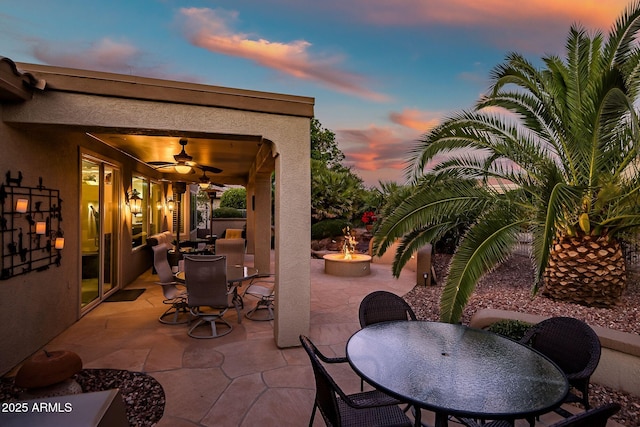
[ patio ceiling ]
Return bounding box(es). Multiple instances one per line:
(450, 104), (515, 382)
(89, 132), (267, 186)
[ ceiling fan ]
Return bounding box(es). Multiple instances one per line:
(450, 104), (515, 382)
(148, 138), (223, 178)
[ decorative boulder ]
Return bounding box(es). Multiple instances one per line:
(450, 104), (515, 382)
(15, 350), (82, 389)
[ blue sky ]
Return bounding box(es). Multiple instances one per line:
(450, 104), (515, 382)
(0, 0), (631, 186)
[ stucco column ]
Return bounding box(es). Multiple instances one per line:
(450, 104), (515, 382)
(253, 174), (272, 274)
(274, 142), (310, 347)
(245, 183), (256, 255)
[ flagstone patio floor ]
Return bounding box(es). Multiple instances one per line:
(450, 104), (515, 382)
(29, 253), (621, 426)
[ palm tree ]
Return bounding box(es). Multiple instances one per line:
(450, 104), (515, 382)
(374, 2), (640, 323)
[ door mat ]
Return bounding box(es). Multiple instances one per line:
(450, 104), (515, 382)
(105, 288), (145, 302)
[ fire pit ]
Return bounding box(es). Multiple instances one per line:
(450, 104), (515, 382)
(323, 253), (372, 276)
(323, 227), (372, 277)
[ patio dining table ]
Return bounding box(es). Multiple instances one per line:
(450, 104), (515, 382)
(346, 321), (569, 427)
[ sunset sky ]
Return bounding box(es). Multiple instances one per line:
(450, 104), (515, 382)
(0, 0), (631, 186)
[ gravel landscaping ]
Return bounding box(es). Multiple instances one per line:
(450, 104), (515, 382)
(403, 253), (640, 426)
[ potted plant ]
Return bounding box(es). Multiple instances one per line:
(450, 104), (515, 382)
(361, 211), (377, 232)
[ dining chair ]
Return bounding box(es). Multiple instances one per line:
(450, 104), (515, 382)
(358, 290), (417, 327)
(183, 255), (235, 339)
(243, 274), (275, 321)
(299, 335), (412, 427)
(519, 317), (601, 411)
(152, 243), (188, 325)
(358, 290), (417, 391)
(215, 238), (245, 267)
(458, 402), (620, 427)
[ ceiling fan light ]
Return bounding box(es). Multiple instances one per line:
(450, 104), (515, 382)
(174, 164), (192, 174)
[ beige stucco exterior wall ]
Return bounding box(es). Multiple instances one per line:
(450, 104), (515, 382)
(0, 123), (80, 374)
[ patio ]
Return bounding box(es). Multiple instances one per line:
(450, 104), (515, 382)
(13, 253), (621, 426)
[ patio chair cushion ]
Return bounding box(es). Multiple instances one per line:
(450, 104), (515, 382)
(224, 228), (243, 239)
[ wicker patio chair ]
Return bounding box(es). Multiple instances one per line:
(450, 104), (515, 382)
(519, 317), (601, 411)
(358, 290), (417, 327)
(458, 403), (620, 427)
(358, 291), (417, 391)
(299, 335), (412, 427)
(551, 402), (620, 427)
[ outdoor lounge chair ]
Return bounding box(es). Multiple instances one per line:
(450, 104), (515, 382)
(299, 335), (412, 427)
(152, 243), (188, 325)
(458, 402), (620, 427)
(519, 316), (601, 412)
(358, 290), (417, 327)
(243, 274), (275, 321)
(184, 255), (235, 338)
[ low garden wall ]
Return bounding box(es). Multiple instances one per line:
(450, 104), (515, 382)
(470, 308), (640, 396)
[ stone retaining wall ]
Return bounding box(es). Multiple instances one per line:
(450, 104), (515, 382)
(469, 308), (640, 396)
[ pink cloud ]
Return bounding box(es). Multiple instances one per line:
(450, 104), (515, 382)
(338, 126), (418, 174)
(389, 108), (441, 132)
(33, 38), (139, 73)
(30, 37), (204, 82)
(178, 7), (388, 101)
(351, 0), (625, 30)
(336, 108), (446, 185)
(279, 0), (628, 54)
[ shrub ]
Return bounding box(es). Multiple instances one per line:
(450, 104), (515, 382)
(311, 219), (351, 240)
(220, 187), (247, 209)
(213, 207), (245, 218)
(487, 319), (533, 341)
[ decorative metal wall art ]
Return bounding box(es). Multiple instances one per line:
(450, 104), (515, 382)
(0, 171), (64, 280)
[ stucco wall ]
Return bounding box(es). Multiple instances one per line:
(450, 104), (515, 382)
(0, 123), (80, 374)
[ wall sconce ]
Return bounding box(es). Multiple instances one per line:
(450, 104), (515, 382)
(127, 189), (142, 216)
(167, 199), (175, 211)
(15, 198), (28, 213)
(36, 222), (47, 235)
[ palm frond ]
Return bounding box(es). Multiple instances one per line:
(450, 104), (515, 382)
(440, 205), (526, 323)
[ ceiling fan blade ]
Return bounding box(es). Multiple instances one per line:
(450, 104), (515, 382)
(148, 161), (176, 168)
(198, 165), (223, 174)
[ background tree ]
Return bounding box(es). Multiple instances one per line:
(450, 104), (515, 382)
(220, 187), (247, 209)
(310, 118), (368, 225)
(374, 2), (640, 323)
(311, 118), (344, 168)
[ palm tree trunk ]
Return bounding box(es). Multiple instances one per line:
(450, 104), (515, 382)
(542, 233), (626, 306)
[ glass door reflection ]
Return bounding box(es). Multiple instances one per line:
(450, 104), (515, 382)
(81, 157), (120, 310)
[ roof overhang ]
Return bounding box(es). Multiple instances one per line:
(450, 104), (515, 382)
(0, 57), (46, 102)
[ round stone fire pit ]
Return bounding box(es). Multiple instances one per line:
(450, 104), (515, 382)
(323, 253), (372, 277)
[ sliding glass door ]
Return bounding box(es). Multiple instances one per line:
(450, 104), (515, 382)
(81, 156), (120, 310)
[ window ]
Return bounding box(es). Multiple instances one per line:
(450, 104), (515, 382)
(130, 176), (164, 249)
(131, 176), (148, 248)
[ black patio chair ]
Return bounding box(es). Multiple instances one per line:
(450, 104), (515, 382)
(458, 403), (620, 427)
(358, 290), (417, 391)
(519, 316), (601, 411)
(299, 335), (412, 427)
(358, 290), (417, 327)
(551, 402), (620, 427)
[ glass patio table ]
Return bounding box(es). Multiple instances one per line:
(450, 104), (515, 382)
(346, 321), (568, 427)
